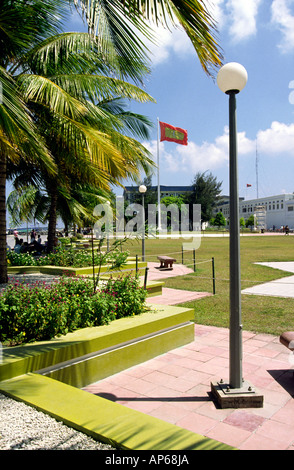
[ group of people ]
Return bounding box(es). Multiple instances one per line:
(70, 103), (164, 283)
(284, 225), (290, 235)
(12, 229), (45, 255)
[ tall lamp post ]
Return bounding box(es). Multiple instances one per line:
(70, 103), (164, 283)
(139, 185), (147, 261)
(211, 63), (263, 408)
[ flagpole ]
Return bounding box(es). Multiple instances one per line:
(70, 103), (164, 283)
(157, 117), (161, 231)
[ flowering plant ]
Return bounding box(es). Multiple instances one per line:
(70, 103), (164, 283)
(0, 274), (147, 346)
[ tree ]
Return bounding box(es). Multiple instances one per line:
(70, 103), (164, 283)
(160, 195), (188, 230)
(72, 0), (223, 77)
(9, 32), (156, 251)
(0, 1), (61, 282)
(245, 215), (255, 230)
(186, 171), (222, 223)
(1, 0), (223, 282)
(213, 211), (226, 228)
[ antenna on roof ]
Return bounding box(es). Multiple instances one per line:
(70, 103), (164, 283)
(256, 139), (259, 199)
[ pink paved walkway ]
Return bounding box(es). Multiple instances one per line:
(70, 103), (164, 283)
(144, 261), (195, 281)
(146, 287), (211, 305)
(143, 261), (212, 304)
(83, 324), (294, 450)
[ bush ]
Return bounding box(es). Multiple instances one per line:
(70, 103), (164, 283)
(7, 252), (38, 266)
(7, 246), (129, 268)
(101, 275), (147, 319)
(0, 274), (147, 346)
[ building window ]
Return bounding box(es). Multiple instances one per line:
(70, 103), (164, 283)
(288, 206), (294, 211)
(281, 203), (284, 209)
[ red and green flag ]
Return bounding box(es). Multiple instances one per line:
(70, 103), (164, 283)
(159, 121), (188, 146)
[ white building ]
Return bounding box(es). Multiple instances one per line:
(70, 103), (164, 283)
(214, 193), (294, 230)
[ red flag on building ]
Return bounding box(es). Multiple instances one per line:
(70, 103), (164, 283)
(159, 121), (188, 145)
(246, 184), (252, 187)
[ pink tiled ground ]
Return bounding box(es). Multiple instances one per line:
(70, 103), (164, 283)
(146, 287), (211, 305)
(83, 324), (294, 450)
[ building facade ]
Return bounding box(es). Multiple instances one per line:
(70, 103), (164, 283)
(214, 193), (294, 230)
(123, 185), (194, 203)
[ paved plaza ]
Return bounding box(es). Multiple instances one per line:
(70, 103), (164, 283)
(82, 261), (294, 450)
(4, 256), (294, 450)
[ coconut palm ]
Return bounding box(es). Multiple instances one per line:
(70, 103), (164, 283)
(18, 32), (155, 250)
(7, 29), (156, 251)
(71, 0), (223, 76)
(0, 1), (64, 282)
(1, 0), (222, 282)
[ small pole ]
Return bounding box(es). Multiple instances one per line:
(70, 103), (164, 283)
(182, 245), (184, 264)
(193, 249), (196, 272)
(212, 257), (216, 295)
(136, 254), (138, 273)
(91, 227), (95, 293)
(144, 267), (149, 290)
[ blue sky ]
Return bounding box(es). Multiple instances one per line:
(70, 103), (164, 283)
(78, 0), (294, 201)
(50, 2), (294, 201)
(122, 0), (294, 200)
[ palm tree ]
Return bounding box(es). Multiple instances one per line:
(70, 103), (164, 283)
(71, 0), (223, 76)
(0, 1), (62, 282)
(18, 32), (155, 251)
(7, 29), (156, 252)
(0, 1), (154, 281)
(1, 0), (222, 282)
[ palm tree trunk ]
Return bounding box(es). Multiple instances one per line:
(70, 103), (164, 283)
(0, 151), (8, 283)
(47, 181), (58, 253)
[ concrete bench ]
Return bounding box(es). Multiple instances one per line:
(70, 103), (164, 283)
(157, 256), (176, 269)
(280, 331), (294, 351)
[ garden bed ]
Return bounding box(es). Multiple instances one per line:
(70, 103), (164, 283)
(0, 304), (195, 383)
(0, 300), (232, 450)
(7, 259), (147, 277)
(0, 273), (149, 346)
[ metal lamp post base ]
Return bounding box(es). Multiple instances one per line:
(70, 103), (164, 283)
(211, 380), (264, 409)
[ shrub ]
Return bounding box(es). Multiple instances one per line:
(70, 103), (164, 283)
(7, 252), (38, 266)
(101, 274), (147, 319)
(7, 246), (129, 269)
(0, 274), (147, 346)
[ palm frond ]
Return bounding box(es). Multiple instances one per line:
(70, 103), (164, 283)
(53, 73), (156, 105)
(0, 67), (56, 174)
(72, 0), (223, 76)
(18, 74), (88, 121)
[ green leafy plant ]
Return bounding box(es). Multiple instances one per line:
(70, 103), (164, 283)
(0, 274), (147, 346)
(6, 246), (129, 269)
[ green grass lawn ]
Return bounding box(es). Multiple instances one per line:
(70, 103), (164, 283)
(123, 234), (294, 336)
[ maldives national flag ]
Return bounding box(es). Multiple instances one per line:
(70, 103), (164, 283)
(246, 184), (252, 187)
(159, 121), (188, 145)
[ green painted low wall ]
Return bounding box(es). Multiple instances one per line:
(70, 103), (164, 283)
(0, 373), (233, 450)
(0, 306), (194, 382)
(7, 260), (147, 277)
(38, 322), (194, 388)
(0, 304), (235, 450)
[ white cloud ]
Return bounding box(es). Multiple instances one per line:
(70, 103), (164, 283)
(144, 121), (294, 179)
(271, 0), (294, 52)
(208, 0), (227, 29)
(147, 24), (194, 65)
(225, 0), (262, 42)
(143, 126), (255, 176)
(257, 121), (294, 154)
(208, 0), (262, 43)
(138, 0), (264, 65)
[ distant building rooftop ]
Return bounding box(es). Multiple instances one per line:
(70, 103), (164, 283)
(124, 185), (194, 193)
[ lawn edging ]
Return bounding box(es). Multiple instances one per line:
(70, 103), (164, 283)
(0, 373), (233, 450)
(7, 259), (147, 277)
(0, 305), (234, 450)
